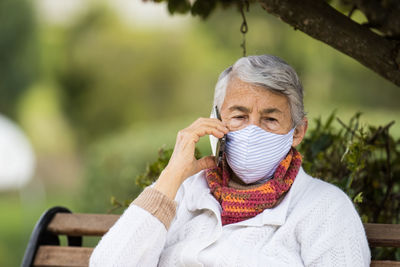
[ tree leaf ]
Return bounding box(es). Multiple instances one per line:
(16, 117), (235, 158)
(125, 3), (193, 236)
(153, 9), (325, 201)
(353, 192), (363, 203)
(168, 0), (191, 14)
(191, 0), (217, 19)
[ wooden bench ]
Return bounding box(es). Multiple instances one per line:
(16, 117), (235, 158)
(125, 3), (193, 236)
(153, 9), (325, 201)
(22, 206), (400, 267)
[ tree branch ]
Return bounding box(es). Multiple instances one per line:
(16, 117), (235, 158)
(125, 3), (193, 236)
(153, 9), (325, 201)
(258, 0), (400, 87)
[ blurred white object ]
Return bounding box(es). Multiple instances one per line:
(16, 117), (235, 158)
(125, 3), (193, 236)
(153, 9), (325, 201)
(0, 114), (35, 191)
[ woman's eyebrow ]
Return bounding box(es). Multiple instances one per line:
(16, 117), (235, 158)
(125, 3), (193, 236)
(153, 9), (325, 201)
(228, 105), (250, 113)
(261, 108), (283, 114)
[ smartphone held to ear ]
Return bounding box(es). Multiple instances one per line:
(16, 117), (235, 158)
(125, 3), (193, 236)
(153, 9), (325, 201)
(214, 106), (226, 167)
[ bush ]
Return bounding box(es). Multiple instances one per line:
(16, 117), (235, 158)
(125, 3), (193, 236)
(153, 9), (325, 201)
(300, 112), (400, 260)
(300, 112), (400, 225)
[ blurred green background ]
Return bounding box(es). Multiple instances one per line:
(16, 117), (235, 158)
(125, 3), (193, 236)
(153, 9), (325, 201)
(1, 0), (399, 266)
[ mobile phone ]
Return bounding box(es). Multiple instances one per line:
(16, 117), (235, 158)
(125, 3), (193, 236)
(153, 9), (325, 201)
(214, 106), (226, 167)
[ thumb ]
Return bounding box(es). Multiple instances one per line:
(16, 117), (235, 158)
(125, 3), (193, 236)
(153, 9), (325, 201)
(195, 156), (216, 172)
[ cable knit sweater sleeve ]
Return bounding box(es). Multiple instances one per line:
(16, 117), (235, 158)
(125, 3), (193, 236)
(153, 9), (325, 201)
(89, 187), (178, 267)
(297, 181), (371, 267)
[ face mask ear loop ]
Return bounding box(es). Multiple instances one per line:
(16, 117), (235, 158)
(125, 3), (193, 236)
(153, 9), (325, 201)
(209, 108), (218, 156)
(288, 127), (296, 149)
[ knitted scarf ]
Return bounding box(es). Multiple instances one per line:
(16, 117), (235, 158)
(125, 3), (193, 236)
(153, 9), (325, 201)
(205, 147), (302, 225)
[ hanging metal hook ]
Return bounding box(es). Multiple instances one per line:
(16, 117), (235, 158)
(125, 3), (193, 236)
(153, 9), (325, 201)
(240, 0), (250, 57)
(240, 0), (249, 34)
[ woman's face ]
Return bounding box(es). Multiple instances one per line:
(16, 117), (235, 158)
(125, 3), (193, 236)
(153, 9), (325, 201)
(220, 77), (307, 147)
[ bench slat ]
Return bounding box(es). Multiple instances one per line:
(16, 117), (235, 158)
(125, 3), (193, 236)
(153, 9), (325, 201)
(364, 223), (400, 248)
(32, 247), (400, 267)
(33, 246), (93, 267)
(47, 213), (120, 236)
(47, 214), (400, 248)
(371, 260), (400, 267)
(35, 216), (400, 267)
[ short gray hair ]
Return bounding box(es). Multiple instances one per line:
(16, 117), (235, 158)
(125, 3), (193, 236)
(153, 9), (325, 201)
(213, 55), (306, 126)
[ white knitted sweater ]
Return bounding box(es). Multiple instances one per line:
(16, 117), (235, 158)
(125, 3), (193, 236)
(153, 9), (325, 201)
(90, 168), (371, 266)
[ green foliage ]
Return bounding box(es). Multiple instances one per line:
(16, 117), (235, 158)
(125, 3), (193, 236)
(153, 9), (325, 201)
(300, 112), (400, 227)
(55, 5), (229, 144)
(79, 117), (210, 214)
(136, 147), (174, 188)
(167, 0), (191, 15)
(191, 0), (217, 18)
(151, 0), (367, 20)
(0, 0), (38, 118)
(109, 146), (203, 211)
(161, 0), (243, 19)
(136, 147), (202, 188)
(77, 137), (143, 214)
(300, 112), (400, 261)
(53, 4), (400, 147)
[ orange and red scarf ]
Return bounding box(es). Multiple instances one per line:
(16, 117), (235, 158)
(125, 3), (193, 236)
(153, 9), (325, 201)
(205, 147), (302, 225)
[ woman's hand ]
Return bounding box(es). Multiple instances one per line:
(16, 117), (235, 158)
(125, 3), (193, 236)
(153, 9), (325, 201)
(154, 118), (229, 200)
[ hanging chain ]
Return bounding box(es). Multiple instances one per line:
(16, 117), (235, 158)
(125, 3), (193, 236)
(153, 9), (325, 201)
(240, 0), (249, 57)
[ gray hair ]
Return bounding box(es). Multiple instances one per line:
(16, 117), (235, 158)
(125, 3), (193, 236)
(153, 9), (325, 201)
(213, 55), (306, 126)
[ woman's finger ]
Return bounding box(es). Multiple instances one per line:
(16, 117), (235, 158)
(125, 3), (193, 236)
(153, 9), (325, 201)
(190, 118), (229, 133)
(198, 128), (226, 139)
(187, 123), (228, 139)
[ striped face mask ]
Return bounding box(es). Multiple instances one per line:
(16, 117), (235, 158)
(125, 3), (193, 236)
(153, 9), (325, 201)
(225, 125), (294, 184)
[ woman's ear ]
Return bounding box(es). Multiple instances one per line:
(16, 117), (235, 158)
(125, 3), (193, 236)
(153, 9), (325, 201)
(292, 117), (308, 147)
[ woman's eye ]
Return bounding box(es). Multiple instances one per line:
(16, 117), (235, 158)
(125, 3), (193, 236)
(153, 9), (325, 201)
(264, 117), (277, 122)
(233, 116), (245, 120)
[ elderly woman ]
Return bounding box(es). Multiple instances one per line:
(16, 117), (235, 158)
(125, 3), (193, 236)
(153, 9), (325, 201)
(90, 55), (371, 266)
